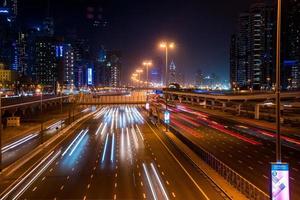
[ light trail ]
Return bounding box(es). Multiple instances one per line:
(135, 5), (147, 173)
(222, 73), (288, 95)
(151, 163), (169, 200)
(121, 128), (125, 158)
(111, 109), (115, 131)
(0, 151), (55, 200)
(2, 133), (39, 153)
(69, 129), (88, 156)
(142, 163), (158, 200)
(126, 127), (132, 163)
(81, 107), (90, 113)
(47, 120), (64, 129)
(12, 150), (61, 200)
(209, 124), (261, 145)
(62, 130), (84, 156)
(131, 127), (139, 149)
(135, 125), (144, 141)
(101, 134), (109, 163)
(111, 133), (115, 162)
(100, 123), (107, 136)
(95, 123), (103, 135)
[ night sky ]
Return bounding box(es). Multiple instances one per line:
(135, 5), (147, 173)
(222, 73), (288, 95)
(19, 0), (256, 83)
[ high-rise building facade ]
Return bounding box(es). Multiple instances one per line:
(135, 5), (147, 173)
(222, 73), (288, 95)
(237, 13), (250, 87)
(169, 60), (176, 84)
(230, 3), (276, 90)
(249, 3), (275, 89)
(106, 51), (121, 87)
(34, 37), (57, 88)
(230, 34), (238, 87)
(283, 0), (300, 89)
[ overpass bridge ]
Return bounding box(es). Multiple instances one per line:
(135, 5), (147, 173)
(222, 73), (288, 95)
(164, 90), (300, 121)
(77, 91), (147, 105)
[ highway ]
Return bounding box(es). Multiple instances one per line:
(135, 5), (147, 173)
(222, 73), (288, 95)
(0, 105), (227, 200)
(162, 103), (300, 199)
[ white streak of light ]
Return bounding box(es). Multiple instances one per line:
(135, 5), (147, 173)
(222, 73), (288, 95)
(2, 133), (38, 153)
(121, 128), (124, 158)
(151, 163), (169, 200)
(131, 127), (139, 149)
(142, 163), (158, 200)
(0, 151), (55, 200)
(101, 134), (109, 163)
(95, 123), (103, 135)
(62, 130), (84, 156)
(100, 123), (107, 136)
(135, 125), (144, 141)
(69, 129), (88, 156)
(13, 151), (61, 200)
(126, 128), (132, 162)
(110, 133), (115, 162)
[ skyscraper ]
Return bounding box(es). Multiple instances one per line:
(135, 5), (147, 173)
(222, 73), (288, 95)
(249, 3), (275, 89)
(100, 51), (121, 87)
(283, 0), (300, 89)
(34, 37), (57, 89)
(169, 60), (176, 84)
(230, 34), (238, 87)
(230, 3), (276, 90)
(237, 13), (250, 87)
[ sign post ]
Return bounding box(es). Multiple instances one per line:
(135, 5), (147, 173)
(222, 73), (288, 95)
(271, 163), (290, 200)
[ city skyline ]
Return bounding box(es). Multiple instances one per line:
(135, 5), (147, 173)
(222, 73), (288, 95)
(16, 0), (255, 83)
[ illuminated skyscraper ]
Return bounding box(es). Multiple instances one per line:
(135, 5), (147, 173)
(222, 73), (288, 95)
(283, 0), (300, 89)
(169, 60), (176, 84)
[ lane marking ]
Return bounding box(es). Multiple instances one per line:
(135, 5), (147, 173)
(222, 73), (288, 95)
(145, 121), (210, 200)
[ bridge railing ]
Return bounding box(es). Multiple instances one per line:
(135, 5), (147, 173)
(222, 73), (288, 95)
(169, 125), (270, 200)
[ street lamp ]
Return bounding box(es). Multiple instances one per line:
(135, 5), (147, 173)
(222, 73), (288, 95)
(142, 60), (152, 89)
(159, 41), (175, 87)
(36, 85), (44, 144)
(275, 0), (282, 163)
(136, 69), (143, 88)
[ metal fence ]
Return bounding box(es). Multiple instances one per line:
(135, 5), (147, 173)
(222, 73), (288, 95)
(168, 125), (270, 200)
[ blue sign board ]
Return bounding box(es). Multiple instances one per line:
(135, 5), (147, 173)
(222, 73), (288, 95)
(271, 163), (290, 200)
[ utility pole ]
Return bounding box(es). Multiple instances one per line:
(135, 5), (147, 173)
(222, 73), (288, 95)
(275, 0), (282, 162)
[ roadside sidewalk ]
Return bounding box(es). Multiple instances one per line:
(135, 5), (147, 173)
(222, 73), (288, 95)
(181, 103), (300, 135)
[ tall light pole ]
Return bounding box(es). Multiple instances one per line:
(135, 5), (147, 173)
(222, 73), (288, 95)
(275, 0), (282, 163)
(159, 42), (175, 87)
(142, 60), (152, 89)
(136, 69), (143, 88)
(36, 86), (43, 144)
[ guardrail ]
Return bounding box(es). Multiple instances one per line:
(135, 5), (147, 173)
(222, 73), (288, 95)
(168, 124), (270, 200)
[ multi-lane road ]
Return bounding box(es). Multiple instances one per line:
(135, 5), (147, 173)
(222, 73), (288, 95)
(164, 103), (300, 199)
(0, 105), (227, 200)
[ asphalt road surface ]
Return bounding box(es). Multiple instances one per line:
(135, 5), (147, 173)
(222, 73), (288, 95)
(1, 105), (227, 200)
(165, 104), (300, 199)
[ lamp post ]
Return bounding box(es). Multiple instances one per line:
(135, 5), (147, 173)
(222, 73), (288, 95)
(136, 69), (143, 88)
(142, 60), (152, 89)
(36, 86), (43, 144)
(159, 42), (175, 87)
(275, 0), (282, 163)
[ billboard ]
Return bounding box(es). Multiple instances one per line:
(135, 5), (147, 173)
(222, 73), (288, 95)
(271, 163), (290, 200)
(87, 68), (93, 85)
